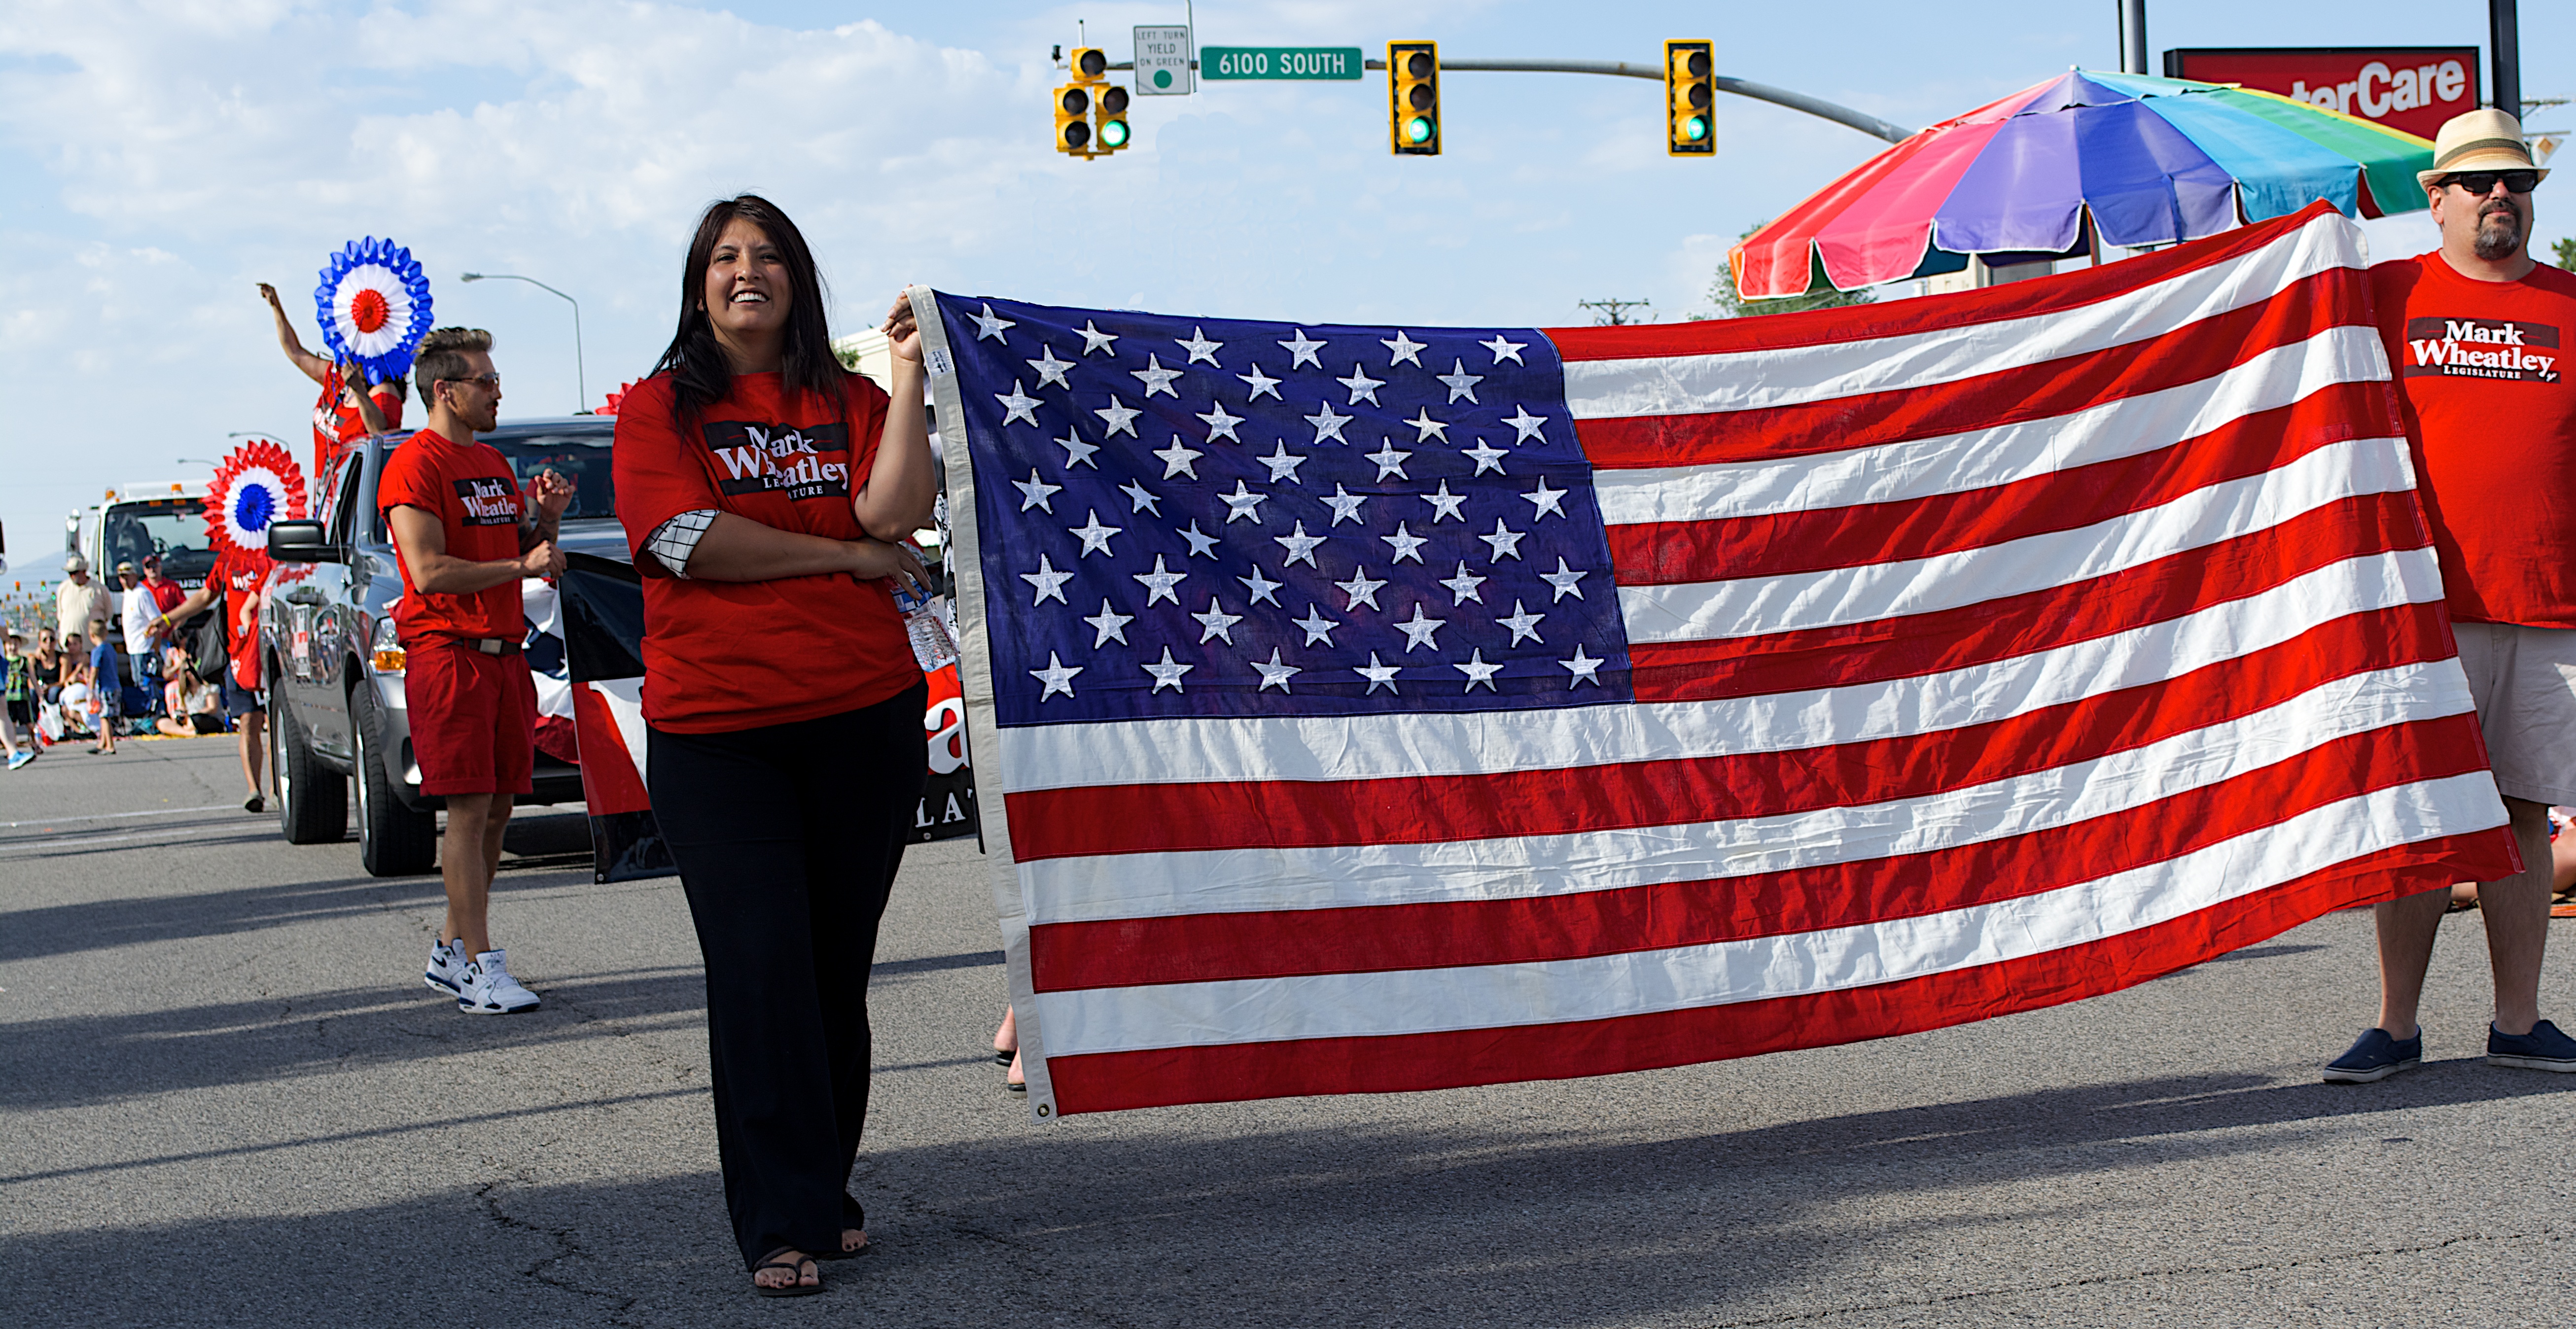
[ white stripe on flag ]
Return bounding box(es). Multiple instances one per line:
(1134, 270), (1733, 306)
(1616, 436), (2413, 644)
(1031, 771), (2505, 1055)
(1562, 210), (2358, 419)
(1592, 327), (2388, 526)
(995, 548), (2443, 793)
(1018, 659), (2475, 925)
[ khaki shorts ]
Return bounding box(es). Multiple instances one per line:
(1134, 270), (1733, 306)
(2453, 621), (2576, 806)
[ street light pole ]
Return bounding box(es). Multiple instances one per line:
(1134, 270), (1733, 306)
(459, 272), (588, 413)
(2120, 0), (2148, 76)
(2491, 0), (2521, 118)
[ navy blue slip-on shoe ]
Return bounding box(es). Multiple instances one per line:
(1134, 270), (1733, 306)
(2324, 1027), (2422, 1084)
(2486, 1019), (2576, 1072)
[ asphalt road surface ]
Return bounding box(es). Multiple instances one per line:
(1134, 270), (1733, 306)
(5, 734), (2574, 1328)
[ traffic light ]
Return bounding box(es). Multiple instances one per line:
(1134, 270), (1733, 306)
(1666, 40), (1714, 155)
(1054, 46), (1109, 158)
(1388, 40), (1439, 155)
(1094, 80), (1132, 154)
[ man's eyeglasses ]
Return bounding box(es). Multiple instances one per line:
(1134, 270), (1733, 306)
(440, 372), (503, 391)
(2442, 171), (2541, 196)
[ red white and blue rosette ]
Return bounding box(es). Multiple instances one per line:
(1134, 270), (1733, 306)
(204, 439), (309, 563)
(315, 237), (434, 385)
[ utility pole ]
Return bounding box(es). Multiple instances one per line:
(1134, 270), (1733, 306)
(1578, 299), (1652, 326)
(2491, 0), (2520, 118)
(2119, 0), (2148, 76)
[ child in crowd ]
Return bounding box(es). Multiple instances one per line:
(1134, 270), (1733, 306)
(84, 620), (120, 755)
(3, 630), (36, 770)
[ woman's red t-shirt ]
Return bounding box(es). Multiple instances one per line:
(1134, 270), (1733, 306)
(2373, 253), (2576, 627)
(612, 370), (914, 734)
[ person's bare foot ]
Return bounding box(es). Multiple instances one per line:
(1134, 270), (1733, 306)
(841, 1227), (868, 1256)
(753, 1247), (819, 1294)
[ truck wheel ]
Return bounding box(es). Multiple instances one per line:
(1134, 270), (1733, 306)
(273, 695), (348, 845)
(352, 685), (439, 877)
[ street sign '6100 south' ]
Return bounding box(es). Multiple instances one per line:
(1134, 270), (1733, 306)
(1202, 46), (1365, 81)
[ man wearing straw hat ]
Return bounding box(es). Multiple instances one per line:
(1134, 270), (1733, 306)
(2328, 109), (2576, 1082)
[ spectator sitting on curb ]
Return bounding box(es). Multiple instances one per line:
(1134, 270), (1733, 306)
(155, 646), (228, 737)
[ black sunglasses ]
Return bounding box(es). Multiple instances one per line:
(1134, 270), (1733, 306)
(2443, 171), (2540, 196)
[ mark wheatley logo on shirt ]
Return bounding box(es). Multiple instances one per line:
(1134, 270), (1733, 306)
(2403, 317), (2562, 383)
(703, 421), (852, 500)
(452, 476), (523, 526)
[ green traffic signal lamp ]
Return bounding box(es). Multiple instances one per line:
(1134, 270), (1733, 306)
(1388, 40), (1440, 156)
(1665, 39), (1715, 157)
(1094, 82), (1131, 153)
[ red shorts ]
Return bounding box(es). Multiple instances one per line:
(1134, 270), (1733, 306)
(407, 640), (535, 796)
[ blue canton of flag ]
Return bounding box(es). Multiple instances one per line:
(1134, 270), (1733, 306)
(933, 294), (1635, 727)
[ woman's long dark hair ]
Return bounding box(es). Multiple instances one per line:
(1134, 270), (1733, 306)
(650, 194), (845, 431)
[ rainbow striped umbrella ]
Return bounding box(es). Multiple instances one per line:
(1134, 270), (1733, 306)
(1732, 70), (2434, 299)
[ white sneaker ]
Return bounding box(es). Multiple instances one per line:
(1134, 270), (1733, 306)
(424, 939), (468, 997)
(457, 948), (541, 1015)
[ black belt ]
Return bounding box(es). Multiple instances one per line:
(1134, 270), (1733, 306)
(439, 636), (522, 656)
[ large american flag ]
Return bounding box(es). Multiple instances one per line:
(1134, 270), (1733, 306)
(918, 202), (2516, 1120)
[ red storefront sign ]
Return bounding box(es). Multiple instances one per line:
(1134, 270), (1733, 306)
(2164, 47), (2479, 141)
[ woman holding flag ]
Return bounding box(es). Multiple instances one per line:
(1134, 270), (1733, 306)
(613, 194), (935, 1298)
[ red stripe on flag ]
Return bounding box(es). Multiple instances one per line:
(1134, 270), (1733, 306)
(1006, 600), (2454, 862)
(1630, 492), (2428, 703)
(1609, 383), (2394, 586)
(1572, 268), (2381, 471)
(570, 683), (650, 816)
(1026, 715), (2495, 992)
(1038, 832), (2499, 1115)
(1547, 201), (2348, 363)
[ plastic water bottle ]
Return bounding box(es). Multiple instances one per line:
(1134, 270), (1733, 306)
(893, 577), (959, 672)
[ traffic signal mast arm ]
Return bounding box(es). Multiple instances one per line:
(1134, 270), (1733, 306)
(1102, 55), (1913, 144)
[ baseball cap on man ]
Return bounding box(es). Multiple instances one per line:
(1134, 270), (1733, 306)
(2418, 108), (2550, 190)
(64, 555), (88, 573)
(115, 560), (137, 575)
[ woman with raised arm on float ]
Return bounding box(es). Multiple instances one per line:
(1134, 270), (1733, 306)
(612, 194), (934, 1298)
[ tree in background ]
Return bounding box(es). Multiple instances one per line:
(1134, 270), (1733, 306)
(1710, 220), (1876, 318)
(2556, 237), (2576, 271)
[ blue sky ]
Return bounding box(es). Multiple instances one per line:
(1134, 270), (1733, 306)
(2, 0), (2569, 601)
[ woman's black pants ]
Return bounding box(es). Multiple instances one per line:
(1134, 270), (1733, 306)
(647, 683), (927, 1270)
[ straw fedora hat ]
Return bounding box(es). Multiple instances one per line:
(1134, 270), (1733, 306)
(2417, 107), (2548, 190)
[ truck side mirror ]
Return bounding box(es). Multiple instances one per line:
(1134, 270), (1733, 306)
(266, 521), (341, 564)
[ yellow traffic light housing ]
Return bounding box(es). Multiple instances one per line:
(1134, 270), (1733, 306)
(1054, 81), (1094, 156)
(1094, 81), (1132, 154)
(1055, 47), (1110, 159)
(1666, 40), (1714, 155)
(1388, 40), (1440, 156)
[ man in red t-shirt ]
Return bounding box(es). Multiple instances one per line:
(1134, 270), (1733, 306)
(382, 326), (573, 1017)
(2328, 109), (2576, 1083)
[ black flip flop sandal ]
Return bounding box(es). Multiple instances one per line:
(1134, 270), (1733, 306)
(993, 1049), (1015, 1067)
(752, 1251), (822, 1297)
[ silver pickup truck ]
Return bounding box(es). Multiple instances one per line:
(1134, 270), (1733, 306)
(262, 416), (627, 875)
